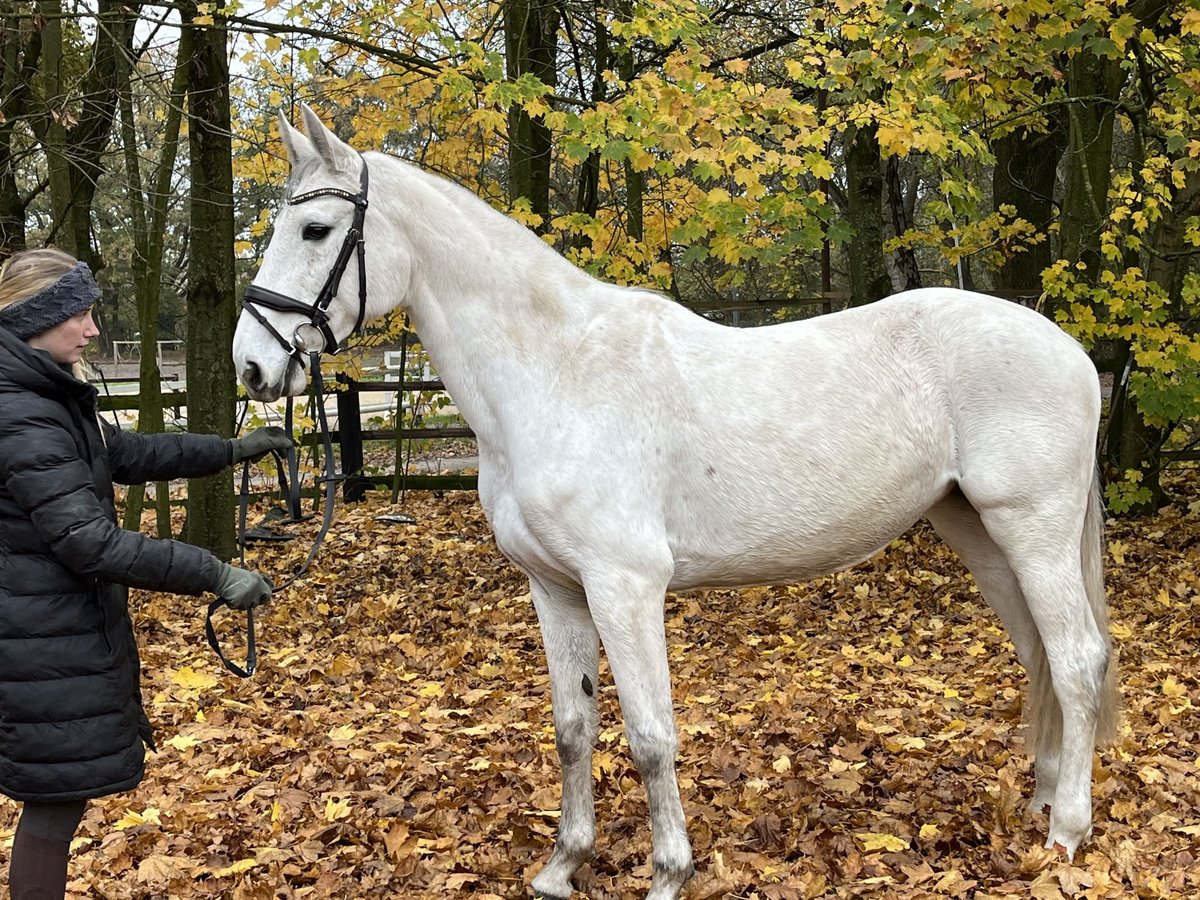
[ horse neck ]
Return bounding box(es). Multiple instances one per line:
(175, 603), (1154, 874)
(371, 159), (597, 432)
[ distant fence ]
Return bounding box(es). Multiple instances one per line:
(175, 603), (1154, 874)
(112, 339), (184, 366)
(96, 364), (477, 496)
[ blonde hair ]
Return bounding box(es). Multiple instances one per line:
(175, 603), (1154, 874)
(0, 248), (80, 311)
(0, 248), (93, 380)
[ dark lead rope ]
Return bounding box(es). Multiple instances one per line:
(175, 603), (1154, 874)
(207, 350), (343, 677)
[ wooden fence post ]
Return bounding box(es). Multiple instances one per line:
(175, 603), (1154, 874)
(335, 374), (370, 502)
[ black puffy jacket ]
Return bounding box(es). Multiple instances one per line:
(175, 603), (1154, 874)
(0, 326), (232, 802)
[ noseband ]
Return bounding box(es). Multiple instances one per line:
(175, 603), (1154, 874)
(241, 154), (370, 360)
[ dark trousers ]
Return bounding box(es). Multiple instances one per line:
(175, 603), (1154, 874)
(9, 800), (87, 900)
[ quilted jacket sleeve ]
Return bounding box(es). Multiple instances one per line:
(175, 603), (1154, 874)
(103, 422), (233, 484)
(0, 396), (222, 596)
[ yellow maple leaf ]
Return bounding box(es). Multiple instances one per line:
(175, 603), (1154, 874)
(856, 832), (909, 852)
(164, 734), (203, 752)
(1161, 676), (1187, 699)
(115, 807), (162, 830)
(208, 858), (257, 878)
(324, 797), (352, 821)
(170, 667), (217, 691)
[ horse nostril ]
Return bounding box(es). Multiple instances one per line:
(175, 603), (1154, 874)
(242, 362), (263, 392)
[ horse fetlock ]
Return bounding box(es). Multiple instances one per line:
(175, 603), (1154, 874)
(531, 861), (577, 900)
(646, 857), (695, 900)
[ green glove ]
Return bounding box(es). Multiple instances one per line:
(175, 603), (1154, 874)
(214, 562), (273, 610)
(232, 426), (292, 463)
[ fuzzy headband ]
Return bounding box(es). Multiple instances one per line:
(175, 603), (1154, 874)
(0, 262), (100, 340)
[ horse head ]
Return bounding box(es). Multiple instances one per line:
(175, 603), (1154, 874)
(234, 106), (394, 402)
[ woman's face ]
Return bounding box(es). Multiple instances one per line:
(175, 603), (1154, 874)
(26, 307), (100, 365)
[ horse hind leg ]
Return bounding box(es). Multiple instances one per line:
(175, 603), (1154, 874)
(926, 490), (1062, 814)
(528, 577), (601, 900)
(969, 483), (1116, 858)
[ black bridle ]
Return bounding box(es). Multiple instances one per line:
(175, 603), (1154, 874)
(208, 155), (370, 678)
(241, 155), (370, 361)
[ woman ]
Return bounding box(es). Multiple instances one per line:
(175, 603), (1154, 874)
(0, 248), (288, 898)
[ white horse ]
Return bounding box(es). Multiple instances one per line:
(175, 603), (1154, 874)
(234, 107), (1118, 900)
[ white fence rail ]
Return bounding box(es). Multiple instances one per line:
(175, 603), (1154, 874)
(112, 340), (183, 366)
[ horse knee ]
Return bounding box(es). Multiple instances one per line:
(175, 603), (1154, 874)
(555, 718), (596, 767)
(627, 724), (678, 778)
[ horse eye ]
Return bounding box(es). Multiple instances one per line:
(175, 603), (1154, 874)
(302, 223), (332, 241)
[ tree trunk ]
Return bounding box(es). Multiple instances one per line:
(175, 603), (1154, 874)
(504, 0), (557, 231)
(38, 0), (73, 253)
(1060, 0), (1171, 512)
(30, 0), (131, 269)
(1106, 168), (1200, 514)
(118, 14), (191, 538)
(615, 0), (642, 243)
(62, 0), (132, 271)
(571, 1), (605, 252)
(884, 156), (920, 291)
(843, 123), (890, 306)
(183, 2), (236, 559)
(991, 121), (1067, 295)
(0, 120), (25, 254)
(1058, 54), (1124, 283)
(0, 8), (32, 255)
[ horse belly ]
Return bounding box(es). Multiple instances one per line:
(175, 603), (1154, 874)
(665, 504), (931, 591)
(662, 429), (954, 591)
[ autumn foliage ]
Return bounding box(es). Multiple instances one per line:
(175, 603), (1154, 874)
(5, 485), (1200, 899)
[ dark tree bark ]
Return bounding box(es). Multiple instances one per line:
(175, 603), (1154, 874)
(1103, 168), (1200, 513)
(615, 0), (642, 242)
(182, 1), (237, 559)
(504, 0), (558, 232)
(570, 0), (605, 251)
(31, 0), (134, 270)
(991, 121), (1067, 295)
(884, 156), (920, 291)
(0, 4), (45, 254)
(1058, 0), (1172, 513)
(118, 16), (191, 539)
(843, 123), (890, 306)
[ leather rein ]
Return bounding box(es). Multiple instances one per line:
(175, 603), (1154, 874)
(207, 155), (370, 677)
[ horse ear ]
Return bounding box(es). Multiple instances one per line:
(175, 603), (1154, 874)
(276, 111), (313, 168)
(298, 103), (357, 174)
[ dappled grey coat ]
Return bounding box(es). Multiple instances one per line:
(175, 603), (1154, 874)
(0, 326), (231, 802)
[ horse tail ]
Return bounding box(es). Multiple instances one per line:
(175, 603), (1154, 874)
(1082, 467), (1121, 746)
(1025, 468), (1119, 755)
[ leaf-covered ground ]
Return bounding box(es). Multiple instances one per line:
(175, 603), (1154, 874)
(3, 483), (1200, 899)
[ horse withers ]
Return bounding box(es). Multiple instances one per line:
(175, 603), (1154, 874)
(234, 106), (1119, 900)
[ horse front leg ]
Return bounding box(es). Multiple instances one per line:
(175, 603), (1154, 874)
(529, 577), (600, 900)
(586, 569), (694, 900)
